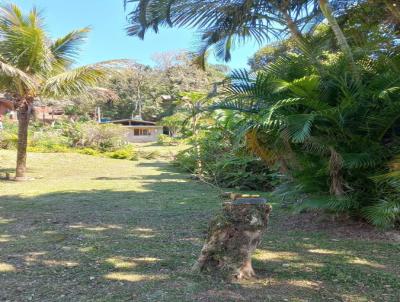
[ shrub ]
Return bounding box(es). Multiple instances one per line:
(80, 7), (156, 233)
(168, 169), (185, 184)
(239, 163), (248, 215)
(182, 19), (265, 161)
(78, 148), (100, 156)
(0, 120), (137, 161)
(175, 131), (275, 191)
(214, 45), (400, 228)
(29, 130), (70, 153)
(0, 131), (18, 149)
(63, 122), (128, 151)
(27, 144), (70, 153)
(105, 146), (138, 160)
(0, 119), (18, 149)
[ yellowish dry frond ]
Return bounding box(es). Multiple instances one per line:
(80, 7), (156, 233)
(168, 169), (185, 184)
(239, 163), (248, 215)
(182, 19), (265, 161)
(245, 129), (278, 167)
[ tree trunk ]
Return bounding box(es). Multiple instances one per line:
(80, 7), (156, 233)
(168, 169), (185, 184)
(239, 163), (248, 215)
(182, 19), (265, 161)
(195, 197), (272, 280)
(281, 10), (308, 51)
(16, 103), (31, 179)
(329, 147), (344, 196)
(192, 115), (202, 175)
(280, 9), (322, 72)
(319, 0), (356, 74)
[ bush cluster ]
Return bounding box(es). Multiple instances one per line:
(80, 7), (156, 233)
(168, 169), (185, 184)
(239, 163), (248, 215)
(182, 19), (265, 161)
(174, 131), (274, 191)
(0, 120), (138, 161)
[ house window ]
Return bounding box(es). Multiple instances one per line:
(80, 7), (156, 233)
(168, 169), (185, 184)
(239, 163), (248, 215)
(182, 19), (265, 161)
(133, 128), (151, 136)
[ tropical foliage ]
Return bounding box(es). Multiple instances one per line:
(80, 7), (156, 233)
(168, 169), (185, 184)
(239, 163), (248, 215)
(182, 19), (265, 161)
(127, 0), (400, 228)
(209, 3), (400, 227)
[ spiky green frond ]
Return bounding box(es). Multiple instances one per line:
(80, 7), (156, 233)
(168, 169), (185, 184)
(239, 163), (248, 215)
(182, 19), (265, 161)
(42, 65), (109, 98)
(277, 75), (320, 98)
(0, 4), (28, 27)
(285, 113), (315, 143)
(210, 69), (277, 113)
(342, 152), (382, 169)
(362, 199), (400, 228)
(0, 4), (52, 75)
(51, 27), (90, 68)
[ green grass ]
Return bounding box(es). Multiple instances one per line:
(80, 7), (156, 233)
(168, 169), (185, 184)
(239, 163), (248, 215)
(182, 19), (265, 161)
(0, 148), (399, 302)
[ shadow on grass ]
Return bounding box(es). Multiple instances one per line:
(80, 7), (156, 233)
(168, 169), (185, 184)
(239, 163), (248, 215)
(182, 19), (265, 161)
(0, 175), (399, 301)
(0, 167), (14, 174)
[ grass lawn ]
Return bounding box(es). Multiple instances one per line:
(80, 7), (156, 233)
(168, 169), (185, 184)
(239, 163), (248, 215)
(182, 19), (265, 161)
(0, 148), (399, 302)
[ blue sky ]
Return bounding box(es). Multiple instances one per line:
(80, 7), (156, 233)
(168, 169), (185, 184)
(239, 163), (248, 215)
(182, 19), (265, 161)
(12, 0), (261, 69)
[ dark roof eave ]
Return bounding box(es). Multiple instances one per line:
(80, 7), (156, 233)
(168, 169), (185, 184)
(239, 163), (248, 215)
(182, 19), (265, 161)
(103, 119), (157, 126)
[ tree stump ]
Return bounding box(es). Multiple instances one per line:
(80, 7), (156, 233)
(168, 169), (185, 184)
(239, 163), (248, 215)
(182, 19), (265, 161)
(195, 197), (272, 280)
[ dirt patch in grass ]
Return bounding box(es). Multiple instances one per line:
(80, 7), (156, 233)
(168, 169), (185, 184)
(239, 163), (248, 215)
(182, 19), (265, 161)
(274, 211), (398, 241)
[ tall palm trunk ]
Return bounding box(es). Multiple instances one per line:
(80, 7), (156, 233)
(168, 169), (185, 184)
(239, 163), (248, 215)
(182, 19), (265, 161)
(279, 8), (322, 72)
(15, 99), (31, 179)
(319, 0), (356, 74)
(281, 10), (308, 51)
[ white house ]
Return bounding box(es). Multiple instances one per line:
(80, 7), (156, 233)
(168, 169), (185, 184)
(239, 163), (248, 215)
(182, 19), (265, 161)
(105, 118), (164, 143)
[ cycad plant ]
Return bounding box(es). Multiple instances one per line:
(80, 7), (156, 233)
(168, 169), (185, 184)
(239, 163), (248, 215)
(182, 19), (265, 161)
(214, 48), (400, 227)
(0, 4), (110, 179)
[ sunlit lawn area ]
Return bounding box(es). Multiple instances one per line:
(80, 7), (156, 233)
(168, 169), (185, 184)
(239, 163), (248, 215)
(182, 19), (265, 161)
(0, 148), (399, 302)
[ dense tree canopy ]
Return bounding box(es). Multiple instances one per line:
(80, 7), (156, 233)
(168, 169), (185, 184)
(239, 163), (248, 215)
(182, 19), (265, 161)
(94, 52), (226, 121)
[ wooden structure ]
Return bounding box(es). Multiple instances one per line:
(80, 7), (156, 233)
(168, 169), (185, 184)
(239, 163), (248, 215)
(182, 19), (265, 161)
(105, 118), (164, 143)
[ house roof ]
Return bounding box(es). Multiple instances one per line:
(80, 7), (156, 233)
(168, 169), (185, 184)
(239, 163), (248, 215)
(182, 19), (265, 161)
(125, 125), (163, 129)
(104, 118), (157, 126)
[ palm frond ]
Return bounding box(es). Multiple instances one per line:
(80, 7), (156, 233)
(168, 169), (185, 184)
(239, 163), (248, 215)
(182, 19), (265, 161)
(0, 5), (52, 74)
(362, 199), (400, 228)
(0, 4), (28, 26)
(278, 75), (320, 98)
(285, 113), (315, 143)
(42, 65), (109, 98)
(125, 0), (321, 63)
(51, 27), (90, 68)
(0, 59), (37, 92)
(342, 152), (382, 169)
(245, 129), (278, 166)
(300, 195), (356, 212)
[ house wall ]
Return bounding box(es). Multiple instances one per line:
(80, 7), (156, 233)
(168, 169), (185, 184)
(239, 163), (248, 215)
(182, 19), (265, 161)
(125, 126), (163, 143)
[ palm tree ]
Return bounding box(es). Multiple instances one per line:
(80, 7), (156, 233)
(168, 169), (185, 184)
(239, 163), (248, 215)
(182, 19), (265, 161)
(125, 0), (322, 63)
(125, 0), (361, 65)
(0, 4), (110, 179)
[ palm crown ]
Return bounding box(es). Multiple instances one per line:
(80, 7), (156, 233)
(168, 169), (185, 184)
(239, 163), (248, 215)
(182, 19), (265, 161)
(125, 0), (362, 65)
(0, 4), (110, 178)
(0, 4), (108, 100)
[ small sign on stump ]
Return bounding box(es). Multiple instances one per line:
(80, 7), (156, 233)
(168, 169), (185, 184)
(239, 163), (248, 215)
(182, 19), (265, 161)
(194, 194), (272, 280)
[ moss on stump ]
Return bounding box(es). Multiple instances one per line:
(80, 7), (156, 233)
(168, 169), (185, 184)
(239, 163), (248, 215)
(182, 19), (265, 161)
(195, 197), (272, 280)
